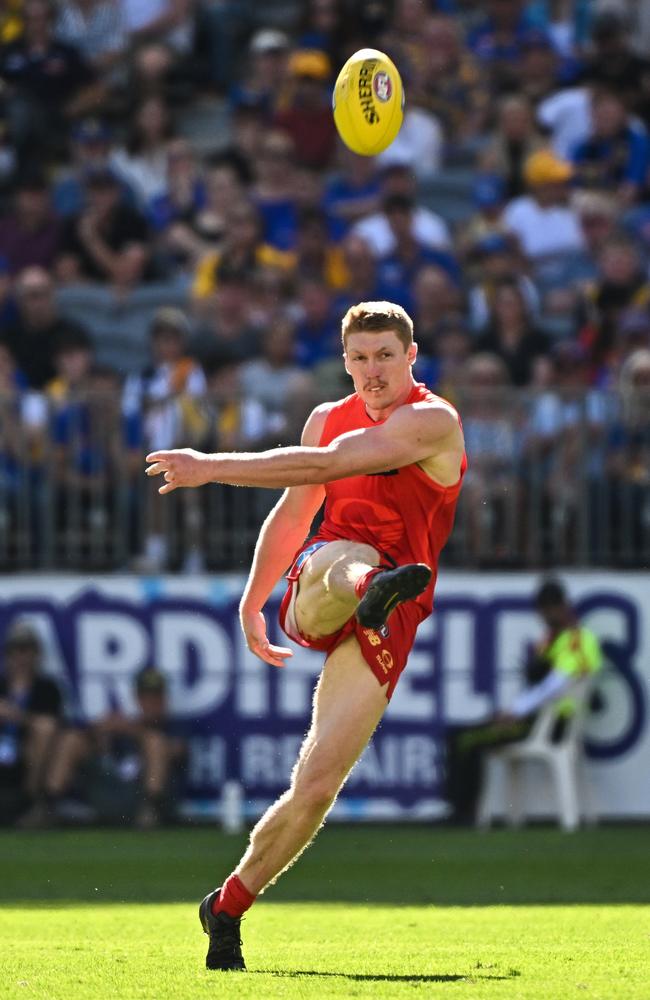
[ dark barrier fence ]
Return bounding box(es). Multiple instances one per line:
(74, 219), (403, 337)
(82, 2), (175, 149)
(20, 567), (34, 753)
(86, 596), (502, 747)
(0, 385), (648, 570)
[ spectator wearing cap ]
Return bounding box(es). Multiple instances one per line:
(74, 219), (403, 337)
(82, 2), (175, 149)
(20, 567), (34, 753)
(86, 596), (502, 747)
(43, 665), (186, 827)
(458, 174), (509, 262)
(273, 49), (337, 171)
(192, 199), (295, 307)
(503, 149), (586, 263)
(352, 163), (451, 258)
(0, 172), (62, 275)
(53, 118), (124, 219)
(0, 621), (63, 826)
(111, 96), (175, 209)
(56, 165), (151, 288)
(0, 0), (103, 159)
(571, 88), (650, 206)
(479, 94), (546, 198)
(475, 275), (550, 386)
(229, 28), (290, 117)
(5, 266), (90, 388)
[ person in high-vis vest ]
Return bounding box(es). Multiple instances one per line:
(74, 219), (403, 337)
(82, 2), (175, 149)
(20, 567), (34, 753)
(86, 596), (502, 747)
(444, 578), (603, 825)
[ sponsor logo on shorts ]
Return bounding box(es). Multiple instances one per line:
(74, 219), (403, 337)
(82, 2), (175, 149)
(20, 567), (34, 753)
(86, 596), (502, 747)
(362, 627), (382, 647)
(373, 71), (392, 103)
(376, 649), (394, 674)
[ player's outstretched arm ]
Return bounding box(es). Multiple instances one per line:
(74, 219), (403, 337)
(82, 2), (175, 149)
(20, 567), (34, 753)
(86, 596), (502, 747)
(239, 407), (328, 667)
(145, 401), (462, 491)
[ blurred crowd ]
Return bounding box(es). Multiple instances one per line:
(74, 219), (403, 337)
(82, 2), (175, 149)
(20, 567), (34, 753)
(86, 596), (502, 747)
(0, 0), (649, 570)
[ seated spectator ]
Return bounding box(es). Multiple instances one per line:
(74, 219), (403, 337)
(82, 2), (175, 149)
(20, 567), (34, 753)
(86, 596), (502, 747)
(444, 578), (603, 825)
(467, 0), (536, 93)
(111, 96), (175, 209)
(5, 266), (90, 388)
(375, 99), (444, 180)
(334, 233), (390, 314)
(517, 28), (566, 104)
(56, 166), (151, 288)
(122, 0), (197, 94)
(43, 665), (186, 827)
(580, 9), (650, 128)
(148, 139), (207, 252)
(0, 0), (102, 159)
(56, 0), (129, 81)
(606, 348), (650, 561)
(0, 340), (46, 546)
(571, 87), (650, 206)
(475, 277), (550, 386)
(252, 129), (301, 251)
(0, 171), (62, 276)
(411, 265), (465, 362)
(578, 236), (650, 383)
(192, 201), (295, 308)
(503, 149), (586, 264)
(295, 207), (348, 290)
(124, 307), (205, 573)
(0, 621), (63, 826)
(479, 94), (546, 199)
(229, 28), (290, 117)
(273, 49), (337, 171)
(416, 15), (490, 153)
(573, 190), (619, 263)
(240, 316), (314, 444)
(294, 278), (340, 368)
(426, 314), (473, 403)
(190, 262), (260, 368)
(322, 142), (381, 241)
(537, 81), (592, 160)
(352, 164), (451, 257)
(458, 352), (522, 561)
(45, 326), (94, 403)
(467, 233), (540, 333)
(53, 118), (123, 219)
(297, 0), (348, 66)
(458, 175), (509, 263)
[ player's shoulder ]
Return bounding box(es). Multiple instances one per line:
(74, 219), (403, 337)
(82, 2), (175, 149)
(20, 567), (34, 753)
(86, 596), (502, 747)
(403, 384), (462, 425)
(301, 394), (357, 445)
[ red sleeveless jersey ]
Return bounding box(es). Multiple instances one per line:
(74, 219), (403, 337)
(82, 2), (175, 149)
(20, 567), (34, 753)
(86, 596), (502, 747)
(314, 381), (466, 619)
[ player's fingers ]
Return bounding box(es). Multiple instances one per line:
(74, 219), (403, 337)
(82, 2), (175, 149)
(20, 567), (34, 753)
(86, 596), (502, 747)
(164, 470), (174, 482)
(146, 451), (173, 463)
(268, 643), (293, 658)
(145, 462), (168, 477)
(159, 482), (178, 495)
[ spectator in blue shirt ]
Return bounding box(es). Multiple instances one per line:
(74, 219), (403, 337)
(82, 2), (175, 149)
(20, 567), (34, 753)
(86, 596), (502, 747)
(572, 88), (650, 206)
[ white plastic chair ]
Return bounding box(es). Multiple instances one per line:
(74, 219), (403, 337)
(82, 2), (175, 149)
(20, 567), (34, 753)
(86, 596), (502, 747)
(477, 679), (598, 832)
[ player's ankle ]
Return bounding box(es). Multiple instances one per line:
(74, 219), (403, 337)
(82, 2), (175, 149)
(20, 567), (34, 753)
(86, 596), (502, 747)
(211, 873), (256, 918)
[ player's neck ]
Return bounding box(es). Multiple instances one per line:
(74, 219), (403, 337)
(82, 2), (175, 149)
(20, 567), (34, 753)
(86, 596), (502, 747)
(363, 377), (416, 422)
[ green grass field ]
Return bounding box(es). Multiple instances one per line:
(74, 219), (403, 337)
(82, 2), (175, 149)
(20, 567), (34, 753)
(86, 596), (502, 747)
(1, 826), (648, 999)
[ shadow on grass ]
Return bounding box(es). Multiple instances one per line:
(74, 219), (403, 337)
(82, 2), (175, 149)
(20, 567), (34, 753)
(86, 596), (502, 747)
(256, 970), (515, 983)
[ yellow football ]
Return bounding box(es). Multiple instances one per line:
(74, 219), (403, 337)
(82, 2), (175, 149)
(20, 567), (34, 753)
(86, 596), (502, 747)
(332, 48), (404, 157)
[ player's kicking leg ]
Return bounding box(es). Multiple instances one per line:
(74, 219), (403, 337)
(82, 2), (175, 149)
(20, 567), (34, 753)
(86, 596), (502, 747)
(199, 541), (431, 970)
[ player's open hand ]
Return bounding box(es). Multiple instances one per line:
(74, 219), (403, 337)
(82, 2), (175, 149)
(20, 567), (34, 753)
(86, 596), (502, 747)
(241, 607), (293, 668)
(145, 449), (212, 494)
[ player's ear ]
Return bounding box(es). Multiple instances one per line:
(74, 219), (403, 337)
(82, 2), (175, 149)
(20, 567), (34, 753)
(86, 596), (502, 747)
(343, 351), (351, 376)
(407, 342), (418, 366)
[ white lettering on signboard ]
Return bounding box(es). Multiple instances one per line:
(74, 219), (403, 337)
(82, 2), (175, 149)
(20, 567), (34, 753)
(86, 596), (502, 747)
(77, 612), (149, 717)
(154, 612), (231, 716)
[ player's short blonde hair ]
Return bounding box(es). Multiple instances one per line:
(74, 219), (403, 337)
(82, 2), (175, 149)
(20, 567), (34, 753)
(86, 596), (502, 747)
(341, 301), (414, 352)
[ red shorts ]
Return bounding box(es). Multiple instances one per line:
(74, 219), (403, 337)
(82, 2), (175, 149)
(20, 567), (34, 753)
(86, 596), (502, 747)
(278, 540), (424, 700)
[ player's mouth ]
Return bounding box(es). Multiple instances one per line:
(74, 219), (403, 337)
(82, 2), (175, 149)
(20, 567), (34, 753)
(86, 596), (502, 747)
(366, 383), (387, 393)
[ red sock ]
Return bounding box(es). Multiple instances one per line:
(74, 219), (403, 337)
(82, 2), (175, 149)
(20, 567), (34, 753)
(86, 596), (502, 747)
(211, 873), (256, 918)
(354, 566), (383, 600)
